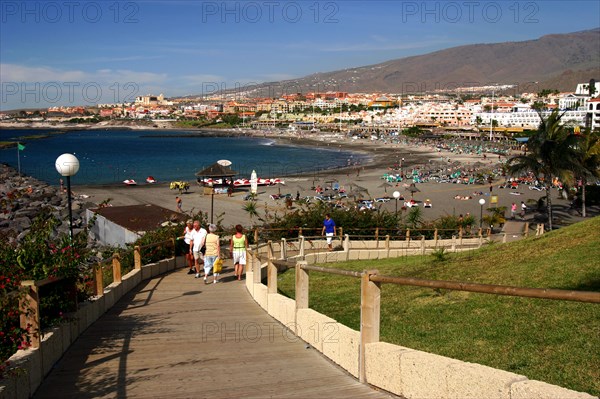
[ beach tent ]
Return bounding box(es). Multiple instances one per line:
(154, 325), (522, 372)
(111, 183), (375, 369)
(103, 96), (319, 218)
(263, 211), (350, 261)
(195, 162), (237, 180)
(195, 162), (238, 194)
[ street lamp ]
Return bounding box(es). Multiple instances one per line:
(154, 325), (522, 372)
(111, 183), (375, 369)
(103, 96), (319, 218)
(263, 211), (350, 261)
(479, 198), (486, 229)
(393, 191), (401, 215)
(55, 153), (80, 240)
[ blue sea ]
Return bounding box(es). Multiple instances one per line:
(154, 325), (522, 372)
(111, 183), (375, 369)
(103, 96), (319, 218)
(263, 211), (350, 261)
(0, 129), (366, 185)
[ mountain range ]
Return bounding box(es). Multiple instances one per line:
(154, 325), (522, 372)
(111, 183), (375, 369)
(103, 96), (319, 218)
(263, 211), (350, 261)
(226, 28), (600, 97)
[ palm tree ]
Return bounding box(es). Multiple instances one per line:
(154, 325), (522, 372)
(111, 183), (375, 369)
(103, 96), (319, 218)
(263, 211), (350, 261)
(574, 130), (600, 217)
(507, 109), (579, 230)
(242, 201), (259, 224)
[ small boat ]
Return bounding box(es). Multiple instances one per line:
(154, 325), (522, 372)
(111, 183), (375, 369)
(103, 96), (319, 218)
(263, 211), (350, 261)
(146, 176), (156, 184)
(123, 179), (137, 186)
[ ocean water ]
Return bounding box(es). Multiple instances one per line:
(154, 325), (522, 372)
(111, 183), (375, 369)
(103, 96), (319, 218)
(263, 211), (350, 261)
(0, 129), (366, 185)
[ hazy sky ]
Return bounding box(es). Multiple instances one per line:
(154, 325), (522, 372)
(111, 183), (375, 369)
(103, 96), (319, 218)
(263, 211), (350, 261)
(1, 0), (599, 110)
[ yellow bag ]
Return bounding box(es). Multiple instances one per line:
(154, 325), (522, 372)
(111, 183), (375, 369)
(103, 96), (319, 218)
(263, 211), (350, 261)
(213, 257), (223, 273)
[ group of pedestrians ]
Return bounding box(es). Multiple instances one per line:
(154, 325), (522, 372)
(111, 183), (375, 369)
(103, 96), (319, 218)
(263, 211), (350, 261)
(510, 201), (527, 220)
(182, 220), (249, 283)
(180, 213), (335, 282)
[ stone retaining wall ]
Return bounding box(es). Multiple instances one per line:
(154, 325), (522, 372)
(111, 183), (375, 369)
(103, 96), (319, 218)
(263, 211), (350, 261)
(247, 260), (596, 399)
(0, 256), (184, 399)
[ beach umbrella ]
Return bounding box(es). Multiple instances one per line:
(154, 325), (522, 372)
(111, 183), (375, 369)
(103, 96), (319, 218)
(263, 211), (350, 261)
(379, 182), (393, 193)
(407, 184), (420, 199)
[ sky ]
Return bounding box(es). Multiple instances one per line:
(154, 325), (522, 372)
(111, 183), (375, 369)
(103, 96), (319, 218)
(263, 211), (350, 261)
(1, 0), (599, 110)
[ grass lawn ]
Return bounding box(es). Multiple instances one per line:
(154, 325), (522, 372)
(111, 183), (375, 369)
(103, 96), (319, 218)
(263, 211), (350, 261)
(277, 216), (600, 396)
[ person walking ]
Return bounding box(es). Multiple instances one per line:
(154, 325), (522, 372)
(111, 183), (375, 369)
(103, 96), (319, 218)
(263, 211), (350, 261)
(204, 224), (220, 284)
(189, 220), (207, 279)
(230, 224), (248, 281)
(511, 202), (517, 219)
(321, 213), (336, 251)
(520, 201), (527, 220)
(183, 219), (195, 274)
(176, 196), (183, 212)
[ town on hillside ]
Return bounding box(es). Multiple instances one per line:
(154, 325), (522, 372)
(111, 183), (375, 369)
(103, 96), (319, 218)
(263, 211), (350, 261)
(2, 81), (599, 137)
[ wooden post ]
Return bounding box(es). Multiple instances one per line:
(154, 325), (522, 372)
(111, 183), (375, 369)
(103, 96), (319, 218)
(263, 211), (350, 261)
(375, 227), (379, 249)
(299, 236), (305, 258)
(281, 238), (287, 259)
(524, 222), (529, 238)
(253, 250), (262, 285)
(94, 263), (104, 296)
(502, 233), (507, 243)
(338, 227), (343, 242)
(459, 228), (463, 247)
(134, 246), (141, 270)
(434, 228), (438, 242)
(385, 235), (390, 258)
(112, 253), (122, 284)
(360, 270), (380, 383)
(421, 235), (426, 254)
(19, 282), (40, 348)
(406, 229), (410, 242)
(344, 234), (350, 261)
(451, 235), (457, 252)
(267, 241), (277, 294)
(295, 261), (309, 310)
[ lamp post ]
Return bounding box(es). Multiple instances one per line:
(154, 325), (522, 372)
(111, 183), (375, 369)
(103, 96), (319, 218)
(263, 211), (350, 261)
(55, 153), (80, 240)
(393, 191), (401, 215)
(479, 198), (486, 229)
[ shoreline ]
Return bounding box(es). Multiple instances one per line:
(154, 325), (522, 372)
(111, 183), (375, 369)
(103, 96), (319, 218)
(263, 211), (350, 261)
(2, 123), (508, 188)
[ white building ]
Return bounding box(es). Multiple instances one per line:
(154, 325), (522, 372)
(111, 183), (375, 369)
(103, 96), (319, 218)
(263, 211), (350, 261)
(587, 98), (600, 131)
(473, 110), (587, 129)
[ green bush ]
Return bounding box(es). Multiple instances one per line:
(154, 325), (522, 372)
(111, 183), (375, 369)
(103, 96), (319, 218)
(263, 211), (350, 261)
(0, 209), (94, 375)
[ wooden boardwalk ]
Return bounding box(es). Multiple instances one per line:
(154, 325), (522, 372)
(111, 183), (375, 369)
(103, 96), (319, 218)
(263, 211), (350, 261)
(33, 267), (393, 398)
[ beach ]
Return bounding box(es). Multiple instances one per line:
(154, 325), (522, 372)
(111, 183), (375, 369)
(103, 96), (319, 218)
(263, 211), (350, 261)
(74, 133), (594, 229)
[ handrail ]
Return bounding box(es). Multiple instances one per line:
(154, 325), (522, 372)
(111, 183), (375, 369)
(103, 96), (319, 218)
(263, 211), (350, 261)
(20, 276), (64, 288)
(294, 263), (600, 304)
(18, 236), (179, 350)
(138, 238), (174, 251)
(369, 274), (600, 304)
(301, 264), (362, 278)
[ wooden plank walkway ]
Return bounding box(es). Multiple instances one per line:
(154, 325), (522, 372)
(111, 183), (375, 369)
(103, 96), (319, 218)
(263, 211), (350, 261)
(33, 267), (394, 398)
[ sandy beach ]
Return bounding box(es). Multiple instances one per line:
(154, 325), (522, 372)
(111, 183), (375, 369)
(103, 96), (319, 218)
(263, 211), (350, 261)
(74, 132), (596, 229)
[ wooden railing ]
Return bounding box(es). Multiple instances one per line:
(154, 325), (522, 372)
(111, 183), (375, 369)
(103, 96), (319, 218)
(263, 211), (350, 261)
(19, 238), (176, 348)
(19, 277), (70, 349)
(253, 243), (600, 382)
(255, 224), (543, 245)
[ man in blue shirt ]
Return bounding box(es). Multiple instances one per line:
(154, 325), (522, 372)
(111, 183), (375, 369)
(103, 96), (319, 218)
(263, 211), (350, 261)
(321, 213), (336, 251)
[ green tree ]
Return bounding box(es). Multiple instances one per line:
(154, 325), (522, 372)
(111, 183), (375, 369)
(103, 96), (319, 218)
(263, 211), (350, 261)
(243, 200), (259, 224)
(507, 110), (579, 230)
(573, 130), (600, 217)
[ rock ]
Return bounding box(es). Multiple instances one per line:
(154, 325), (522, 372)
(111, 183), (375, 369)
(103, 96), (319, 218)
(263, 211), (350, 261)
(11, 217), (32, 231)
(16, 230), (28, 242)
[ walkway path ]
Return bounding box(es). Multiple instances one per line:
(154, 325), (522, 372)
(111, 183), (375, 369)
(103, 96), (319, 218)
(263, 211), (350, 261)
(34, 268), (393, 398)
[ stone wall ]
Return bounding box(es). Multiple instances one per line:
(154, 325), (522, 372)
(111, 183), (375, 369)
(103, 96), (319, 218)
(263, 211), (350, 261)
(0, 256), (185, 399)
(246, 258), (596, 399)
